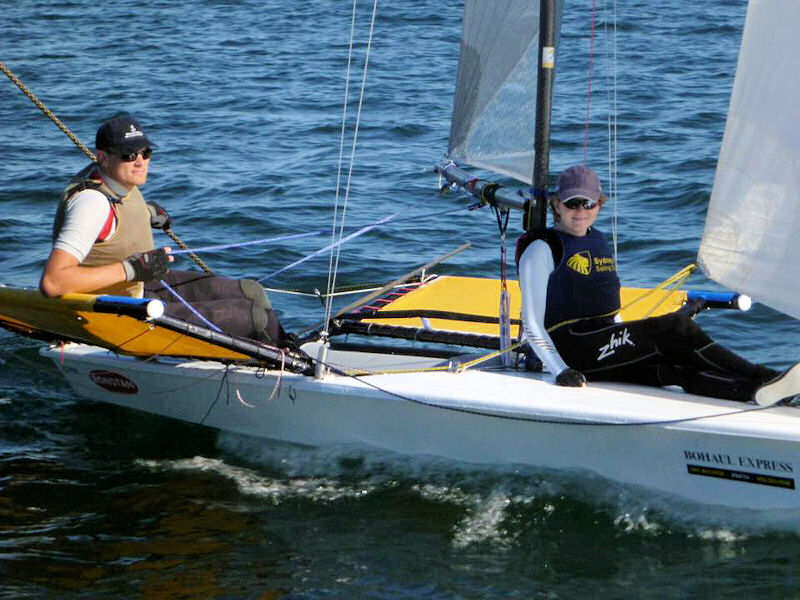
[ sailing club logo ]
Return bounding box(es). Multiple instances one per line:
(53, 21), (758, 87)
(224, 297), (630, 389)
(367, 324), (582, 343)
(566, 251), (591, 275)
(597, 328), (635, 361)
(89, 370), (138, 394)
(123, 124), (144, 140)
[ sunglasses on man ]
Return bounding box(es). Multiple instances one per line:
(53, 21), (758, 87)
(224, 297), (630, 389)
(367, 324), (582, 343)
(113, 147), (153, 162)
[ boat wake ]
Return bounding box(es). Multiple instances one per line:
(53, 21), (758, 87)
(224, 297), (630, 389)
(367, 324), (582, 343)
(132, 431), (800, 546)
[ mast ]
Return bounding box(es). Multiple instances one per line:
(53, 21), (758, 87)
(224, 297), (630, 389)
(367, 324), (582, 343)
(524, 0), (558, 231)
(436, 0), (562, 216)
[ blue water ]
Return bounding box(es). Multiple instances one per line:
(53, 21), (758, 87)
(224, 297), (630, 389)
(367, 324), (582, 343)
(3, 1), (800, 598)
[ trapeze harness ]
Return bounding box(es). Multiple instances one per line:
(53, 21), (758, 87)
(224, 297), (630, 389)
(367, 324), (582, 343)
(53, 163), (154, 297)
(516, 227), (620, 333)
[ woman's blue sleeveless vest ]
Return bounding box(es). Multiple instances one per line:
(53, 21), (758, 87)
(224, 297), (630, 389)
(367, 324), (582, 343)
(519, 228), (621, 331)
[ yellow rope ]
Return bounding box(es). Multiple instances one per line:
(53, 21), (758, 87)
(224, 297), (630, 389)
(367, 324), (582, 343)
(619, 263), (697, 318)
(453, 340), (524, 372)
(344, 340), (525, 376)
(345, 364), (452, 376)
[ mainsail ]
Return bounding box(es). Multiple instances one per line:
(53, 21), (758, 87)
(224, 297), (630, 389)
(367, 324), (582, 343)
(698, 0), (800, 320)
(447, 0), (564, 185)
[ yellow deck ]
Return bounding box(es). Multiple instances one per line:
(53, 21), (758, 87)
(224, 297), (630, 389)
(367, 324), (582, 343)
(0, 277), (688, 356)
(0, 287), (250, 360)
(356, 275), (687, 336)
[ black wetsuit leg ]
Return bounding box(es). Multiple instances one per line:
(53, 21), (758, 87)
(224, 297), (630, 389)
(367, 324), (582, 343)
(550, 313), (777, 401)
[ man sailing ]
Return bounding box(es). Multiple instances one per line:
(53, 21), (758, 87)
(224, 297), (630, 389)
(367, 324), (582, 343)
(41, 112), (286, 345)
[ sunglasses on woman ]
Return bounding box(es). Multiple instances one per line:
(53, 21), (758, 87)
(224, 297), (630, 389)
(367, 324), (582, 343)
(114, 147), (153, 162)
(561, 196), (599, 210)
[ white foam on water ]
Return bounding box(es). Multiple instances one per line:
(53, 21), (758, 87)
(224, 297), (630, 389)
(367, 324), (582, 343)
(136, 455), (376, 503)
(450, 492), (513, 549)
(614, 512), (667, 536)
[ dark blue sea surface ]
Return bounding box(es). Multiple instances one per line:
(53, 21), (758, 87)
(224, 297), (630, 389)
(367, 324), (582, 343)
(3, 1), (800, 598)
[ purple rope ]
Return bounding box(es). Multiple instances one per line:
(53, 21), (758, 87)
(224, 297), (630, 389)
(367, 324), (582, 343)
(259, 214), (396, 282)
(158, 279), (223, 333)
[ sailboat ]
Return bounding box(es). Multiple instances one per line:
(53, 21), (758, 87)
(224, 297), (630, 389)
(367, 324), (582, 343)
(2, 0), (800, 510)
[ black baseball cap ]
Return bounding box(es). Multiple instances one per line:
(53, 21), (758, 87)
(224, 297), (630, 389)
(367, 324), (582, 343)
(95, 113), (154, 154)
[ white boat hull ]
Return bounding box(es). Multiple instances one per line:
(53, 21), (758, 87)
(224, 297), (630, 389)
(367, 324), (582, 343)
(44, 343), (800, 510)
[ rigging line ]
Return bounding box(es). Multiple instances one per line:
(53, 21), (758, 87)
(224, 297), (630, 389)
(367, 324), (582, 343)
(54, 317), (188, 373)
(582, 0), (599, 165)
(300, 242), (471, 335)
(158, 279), (223, 333)
(494, 206), (512, 366)
(0, 60), (213, 275)
(237, 359), (284, 408)
(201, 364), (231, 425)
(309, 353), (786, 427)
(607, 0), (620, 264)
(455, 341), (524, 373)
(326, 0), (359, 326)
(619, 264), (696, 313)
(265, 281), (422, 298)
(169, 205), (468, 257)
(324, 0), (380, 337)
(169, 231), (321, 255)
(259, 213), (396, 282)
(104, 325), (167, 356)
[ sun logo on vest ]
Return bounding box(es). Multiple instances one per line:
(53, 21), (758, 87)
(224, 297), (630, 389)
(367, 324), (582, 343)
(566, 251), (592, 275)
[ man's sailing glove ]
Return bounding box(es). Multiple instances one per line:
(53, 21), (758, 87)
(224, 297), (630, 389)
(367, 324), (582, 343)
(555, 368), (587, 387)
(123, 248), (171, 282)
(147, 202), (172, 230)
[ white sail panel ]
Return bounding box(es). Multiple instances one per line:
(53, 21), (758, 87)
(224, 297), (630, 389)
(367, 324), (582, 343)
(698, 0), (800, 320)
(447, 0), (564, 185)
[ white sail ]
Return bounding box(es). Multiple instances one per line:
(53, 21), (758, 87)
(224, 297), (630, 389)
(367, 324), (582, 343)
(447, 0), (564, 185)
(698, 0), (800, 320)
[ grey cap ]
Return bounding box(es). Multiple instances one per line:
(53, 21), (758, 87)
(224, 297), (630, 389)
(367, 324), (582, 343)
(558, 165), (602, 202)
